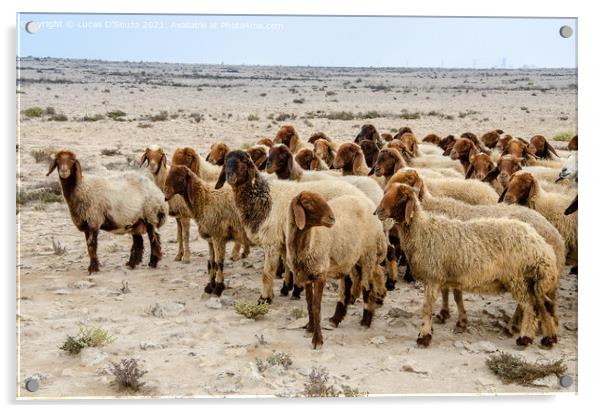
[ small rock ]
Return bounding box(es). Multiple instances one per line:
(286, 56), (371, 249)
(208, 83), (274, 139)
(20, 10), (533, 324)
(533, 375), (559, 388)
(53, 289), (71, 295)
(147, 301), (186, 317)
(387, 307), (413, 319)
(139, 341), (164, 350)
(68, 280), (95, 289)
(369, 336), (387, 345)
(206, 296), (223, 309)
(80, 347), (106, 367)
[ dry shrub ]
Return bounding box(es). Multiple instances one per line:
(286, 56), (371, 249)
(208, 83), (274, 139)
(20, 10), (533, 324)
(486, 352), (566, 385)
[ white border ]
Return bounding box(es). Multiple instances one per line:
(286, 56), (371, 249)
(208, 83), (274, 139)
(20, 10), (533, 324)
(3, 1), (600, 412)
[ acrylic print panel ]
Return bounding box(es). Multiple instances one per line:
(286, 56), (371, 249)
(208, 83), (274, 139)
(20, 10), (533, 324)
(16, 13), (577, 398)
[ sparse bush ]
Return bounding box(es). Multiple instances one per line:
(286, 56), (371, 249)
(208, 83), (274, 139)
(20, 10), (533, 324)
(293, 98), (305, 104)
(486, 352), (566, 386)
(83, 114), (104, 122)
(17, 187), (63, 205)
(248, 114), (260, 121)
(100, 148), (121, 156)
(52, 238), (67, 255)
(106, 110), (126, 120)
(399, 110), (421, 120)
(234, 302), (270, 320)
(291, 308), (305, 320)
(49, 114), (68, 121)
(110, 358), (147, 392)
(30, 148), (55, 163)
(59, 326), (114, 355)
(190, 113), (202, 123)
(137, 123), (152, 128)
(302, 367), (340, 397)
(22, 107), (44, 118)
(44, 107), (56, 115)
(458, 110), (478, 119)
(326, 111), (354, 121)
(149, 111), (169, 121)
(552, 131), (573, 141)
(256, 351), (293, 372)
(275, 113), (296, 122)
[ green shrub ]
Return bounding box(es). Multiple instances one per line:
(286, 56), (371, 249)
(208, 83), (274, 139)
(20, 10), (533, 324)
(83, 114), (104, 122)
(29, 148), (55, 163)
(247, 114), (260, 121)
(149, 111), (169, 121)
(234, 302), (270, 319)
(49, 114), (68, 121)
(59, 326), (114, 355)
(552, 132), (574, 141)
(106, 110), (126, 120)
(22, 107), (44, 118)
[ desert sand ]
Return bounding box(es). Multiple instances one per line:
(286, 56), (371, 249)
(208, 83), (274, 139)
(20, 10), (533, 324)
(16, 58), (577, 398)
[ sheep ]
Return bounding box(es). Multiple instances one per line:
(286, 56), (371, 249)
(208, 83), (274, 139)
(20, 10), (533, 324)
(332, 143), (386, 186)
(256, 137), (274, 147)
(205, 143), (230, 166)
(140, 146), (195, 263)
(381, 133), (394, 142)
(274, 125), (311, 154)
(439, 135), (456, 154)
(568, 135), (578, 151)
(295, 148), (329, 171)
(286, 191), (387, 348)
(528, 135), (559, 160)
(164, 165), (252, 296)
(369, 148), (407, 182)
(397, 132), (421, 160)
(389, 168), (566, 333)
(313, 138), (338, 169)
(388, 168), (499, 205)
(565, 195), (578, 215)
(480, 129), (504, 149)
(497, 135), (529, 152)
(359, 139), (380, 168)
(422, 133), (441, 145)
(556, 152), (577, 183)
(246, 144), (269, 171)
(308, 131), (331, 144)
(375, 183), (559, 348)
(465, 152), (496, 180)
(460, 131), (490, 153)
(448, 138), (480, 174)
(355, 124), (384, 148)
(393, 126), (413, 140)
(501, 171), (578, 274)
(215, 150), (369, 302)
(172, 147), (222, 182)
(500, 138), (538, 165)
(48, 150), (167, 274)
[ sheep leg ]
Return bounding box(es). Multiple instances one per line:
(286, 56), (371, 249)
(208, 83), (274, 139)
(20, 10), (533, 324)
(258, 248), (279, 303)
(360, 285), (375, 327)
(174, 218), (183, 261)
(515, 302), (537, 346)
(417, 283), (438, 347)
(402, 257), (416, 283)
(535, 287), (558, 348)
(212, 239), (226, 296)
(304, 281), (314, 332)
(126, 234), (144, 269)
(505, 306), (523, 336)
(289, 260), (305, 300)
(435, 288), (451, 324)
(385, 244), (398, 291)
(204, 240), (216, 294)
(372, 266), (387, 306)
(311, 276), (325, 349)
(146, 223), (162, 268)
(230, 242), (242, 261)
(329, 275), (353, 327)
(452, 289), (468, 333)
(180, 217), (191, 264)
(241, 242), (250, 259)
(84, 229), (100, 274)
(349, 265), (362, 304)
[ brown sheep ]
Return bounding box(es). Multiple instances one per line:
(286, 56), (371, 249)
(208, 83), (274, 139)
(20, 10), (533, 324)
(528, 135), (559, 160)
(369, 148), (406, 181)
(257, 137), (274, 147)
(397, 132), (420, 160)
(439, 135), (457, 154)
(393, 126), (413, 140)
(381, 133), (394, 142)
(448, 138), (479, 174)
(308, 131), (331, 144)
(274, 125), (308, 153)
(422, 133), (441, 145)
(359, 139), (380, 168)
(501, 138), (538, 164)
(480, 129), (504, 149)
(568, 135), (578, 151)
(246, 145), (269, 171)
(332, 143), (371, 176)
(266, 144), (304, 180)
(205, 143), (230, 166)
(465, 152), (496, 180)
(313, 138), (338, 169)
(295, 148), (329, 171)
(355, 124), (384, 148)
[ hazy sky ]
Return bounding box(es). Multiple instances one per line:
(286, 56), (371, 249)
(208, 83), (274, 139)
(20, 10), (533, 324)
(17, 13), (577, 68)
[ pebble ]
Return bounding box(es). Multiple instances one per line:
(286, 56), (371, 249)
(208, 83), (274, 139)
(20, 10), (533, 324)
(532, 375), (559, 388)
(387, 307), (413, 319)
(147, 301), (186, 317)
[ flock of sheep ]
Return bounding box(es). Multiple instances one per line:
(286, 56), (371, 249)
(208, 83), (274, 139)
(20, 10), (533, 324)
(45, 125), (578, 350)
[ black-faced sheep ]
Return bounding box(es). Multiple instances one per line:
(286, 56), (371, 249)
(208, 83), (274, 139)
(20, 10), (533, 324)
(48, 150), (167, 274)
(375, 183), (559, 348)
(355, 124), (384, 148)
(286, 191), (387, 348)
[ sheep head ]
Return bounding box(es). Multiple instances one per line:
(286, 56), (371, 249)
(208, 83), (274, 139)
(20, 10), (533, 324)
(205, 143), (230, 166)
(164, 165), (194, 202)
(308, 132), (331, 144)
(295, 149), (315, 170)
(246, 146), (268, 171)
(483, 154), (523, 187)
(332, 143), (363, 174)
(480, 130), (502, 149)
(528, 135), (558, 159)
(502, 139), (537, 163)
(274, 125), (299, 151)
(359, 139), (379, 168)
(256, 137), (274, 147)
(375, 183), (418, 227)
(313, 139), (335, 165)
(449, 138), (477, 161)
(398, 133), (418, 157)
(440, 135), (457, 155)
(355, 124), (380, 145)
(466, 152), (495, 180)
(393, 126), (413, 140)
(370, 148), (405, 178)
(386, 168), (425, 200)
(381, 133), (394, 142)
(47, 150), (81, 182)
(498, 171), (538, 208)
(215, 150), (257, 189)
(266, 144), (293, 177)
(172, 147), (201, 175)
(422, 134), (441, 145)
(290, 191), (335, 231)
(140, 146), (167, 174)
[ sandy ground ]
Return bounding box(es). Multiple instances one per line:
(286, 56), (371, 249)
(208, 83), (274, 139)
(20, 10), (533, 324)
(16, 58), (578, 398)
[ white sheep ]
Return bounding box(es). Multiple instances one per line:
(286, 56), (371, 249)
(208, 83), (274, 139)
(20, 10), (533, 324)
(47, 150), (168, 274)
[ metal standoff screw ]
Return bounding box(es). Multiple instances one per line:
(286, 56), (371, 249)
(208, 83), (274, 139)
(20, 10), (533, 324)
(559, 375), (573, 388)
(24, 378), (39, 392)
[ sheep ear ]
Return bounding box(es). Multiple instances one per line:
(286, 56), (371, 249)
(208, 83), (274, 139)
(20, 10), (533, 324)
(215, 167), (226, 189)
(185, 170), (195, 202)
(292, 197), (306, 230)
(465, 164), (474, 179)
(73, 159), (82, 183)
(394, 158), (404, 173)
(565, 196), (578, 215)
(46, 158), (57, 176)
(527, 181), (538, 208)
(287, 153), (293, 173)
(498, 187), (508, 203)
(256, 154), (268, 170)
(546, 141), (559, 158)
(352, 152), (364, 174)
(160, 153), (167, 171)
(139, 152), (149, 168)
(404, 197), (415, 226)
(414, 176), (425, 200)
(367, 166), (375, 176)
(442, 145), (452, 156)
(205, 153), (211, 162)
(190, 151), (201, 175)
(483, 167), (500, 183)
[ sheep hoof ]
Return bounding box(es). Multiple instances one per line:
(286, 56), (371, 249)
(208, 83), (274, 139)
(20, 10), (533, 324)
(125, 261), (138, 269)
(385, 279), (396, 291)
(570, 266), (578, 275)
(88, 261), (100, 274)
(291, 285), (304, 300)
(375, 297), (384, 306)
(540, 336), (557, 348)
(360, 309), (373, 327)
(174, 252), (183, 261)
(516, 336), (533, 346)
(435, 309), (450, 324)
(328, 317), (341, 327)
(312, 333), (324, 349)
(402, 272), (416, 283)
(257, 296), (272, 305)
(182, 255), (191, 264)
(213, 282), (225, 296)
(416, 334), (432, 347)
(280, 285), (290, 297)
(453, 320), (467, 333)
(204, 282), (215, 294)
(149, 256), (159, 268)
